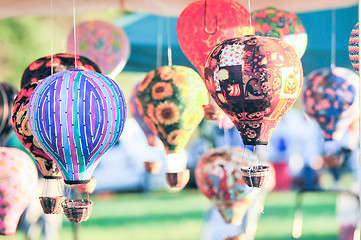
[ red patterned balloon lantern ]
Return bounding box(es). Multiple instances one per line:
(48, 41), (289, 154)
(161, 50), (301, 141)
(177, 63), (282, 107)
(177, 0), (253, 79)
(195, 147), (254, 224)
(204, 35), (303, 146)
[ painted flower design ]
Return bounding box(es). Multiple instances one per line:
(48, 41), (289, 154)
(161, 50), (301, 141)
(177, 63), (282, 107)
(155, 101), (180, 125)
(138, 70), (155, 92)
(159, 66), (175, 80)
(147, 103), (157, 124)
(143, 116), (158, 135)
(135, 98), (144, 116)
(167, 129), (191, 148)
(151, 82), (173, 100)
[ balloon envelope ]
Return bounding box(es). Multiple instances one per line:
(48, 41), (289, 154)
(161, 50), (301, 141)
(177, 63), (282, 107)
(0, 147), (38, 235)
(349, 23), (359, 74)
(252, 7), (308, 59)
(0, 83), (18, 144)
(204, 35), (303, 145)
(129, 82), (163, 148)
(29, 69), (127, 184)
(67, 21), (130, 78)
(177, 0), (253, 78)
(195, 147), (254, 224)
(136, 65), (209, 154)
(12, 81), (62, 179)
(303, 67), (358, 141)
(20, 53), (101, 88)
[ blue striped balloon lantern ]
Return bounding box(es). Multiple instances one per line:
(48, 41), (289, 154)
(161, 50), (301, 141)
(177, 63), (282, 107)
(28, 69), (126, 184)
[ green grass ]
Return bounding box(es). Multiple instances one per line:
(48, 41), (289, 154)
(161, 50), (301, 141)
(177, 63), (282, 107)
(1, 190), (341, 240)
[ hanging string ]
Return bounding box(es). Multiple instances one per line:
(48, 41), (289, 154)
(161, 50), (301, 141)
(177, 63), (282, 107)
(73, 0), (77, 68)
(50, 0), (54, 75)
(42, 179), (48, 196)
(330, 8), (336, 68)
(247, 0), (252, 30)
(166, 17), (173, 66)
(156, 17), (163, 69)
(57, 178), (64, 196)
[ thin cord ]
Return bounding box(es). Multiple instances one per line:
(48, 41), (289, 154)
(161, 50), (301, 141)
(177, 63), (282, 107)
(50, 0), (54, 75)
(331, 8), (336, 68)
(73, 0), (77, 68)
(156, 17), (163, 69)
(166, 17), (172, 66)
(248, 0), (252, 29)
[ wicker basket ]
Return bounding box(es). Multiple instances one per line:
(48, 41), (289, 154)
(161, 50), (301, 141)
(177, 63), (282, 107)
(144, 161), (162, 174)
(62, 199), (93, 223)
(165, 169), (190, 189)
(202, 104), (222, 120)
(39, 196), (66, 214)
(241, 165), (270, 188)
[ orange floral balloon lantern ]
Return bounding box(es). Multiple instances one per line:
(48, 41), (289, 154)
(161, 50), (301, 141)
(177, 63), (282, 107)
(137, 66), (208, 185)
(204, 35), (303, 145)
(195, 147), (254, 224)
(177, 0), (253, 78)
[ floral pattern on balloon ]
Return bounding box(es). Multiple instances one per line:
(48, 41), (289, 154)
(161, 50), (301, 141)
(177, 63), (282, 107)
(67, 21), (130, 78)
(204, 35), (303, 145)
(177, 0), (253, 78)
(252, 7), (308, 59)
(11, 81), (62, 179)
(20, 53), (101, 88)
(136, 66), (209, 153)
(195, 147), (254, 224)
(129, 82), (163, 148)
(349, 23), (359, 74)
(0, 147), (38, 235)
(303, 67), (358, 141)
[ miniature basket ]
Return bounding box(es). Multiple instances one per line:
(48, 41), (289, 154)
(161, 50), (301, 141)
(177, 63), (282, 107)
(322, 154), (343, 168)
(202, 104), (222, 120)
(165, 169), (190, 189)
(62, 199), (93, 223)
(144, 161), (162, 174)
(39, 196), (66, 214)
(241, 165), (270, 188)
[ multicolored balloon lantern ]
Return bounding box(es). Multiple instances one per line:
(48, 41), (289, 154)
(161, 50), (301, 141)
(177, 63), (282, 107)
(195, 147), (254, 224)
(252, 7), (308, 59)
(12, 81), (62, 179)
(204, 35), (303, 146)
(177, 0), (253, 78)
(0, 83), (18, 145)
(67, 21), (130, 79)
(21, 53), (101, 88)
(303, 67), (358, 142)
(136, 66), (209, 187)
(29, 69), (127, 184)
(0, 147), (38, 235)
(349, 23), (359, 74)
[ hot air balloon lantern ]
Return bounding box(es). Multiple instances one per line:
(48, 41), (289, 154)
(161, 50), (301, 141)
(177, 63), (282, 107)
(252, 7), (308, 59)
(0, 147), (38, 236)
(349, 23), (359, 74)
(12, 81), (66, 214)
(21, 53), (101, 88)
(129, 82), (163, 174)
(204, 35), (303, 187)
(196, 147), (255, 225)
(28, 69), (127, 222)
(0, 83), (18, 145)
(136, 65), (209, 189)
(67, 21), (130, 79)
(303, 67), (358, 168)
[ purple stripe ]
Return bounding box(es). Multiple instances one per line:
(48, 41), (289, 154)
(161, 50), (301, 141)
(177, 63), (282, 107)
(66, 71), (79, 180)
(55, 79), (65, 163)
(91, 93), (96, 137)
